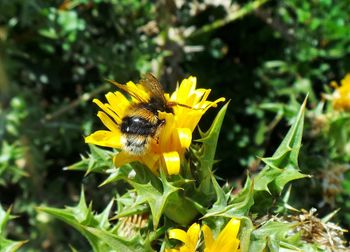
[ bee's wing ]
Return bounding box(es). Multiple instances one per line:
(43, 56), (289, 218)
(106, 79), (149, 103)
(139, 73), (167, 103)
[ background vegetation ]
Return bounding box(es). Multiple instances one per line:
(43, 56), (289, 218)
(0, 0), (349, 250)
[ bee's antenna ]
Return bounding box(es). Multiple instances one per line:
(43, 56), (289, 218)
(167, 101), (206, 111)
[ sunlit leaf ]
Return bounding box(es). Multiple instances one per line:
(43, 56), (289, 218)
(65, 145), (115, 175)
(204, 175), (254, 218)
(254, 98), (309, 194)
(127, 171), (180, 228)
(248, 221), (302, 252)
(37, 189), (143, 252)
(193, 102), (229, 200)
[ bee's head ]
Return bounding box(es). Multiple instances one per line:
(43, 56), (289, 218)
(146, 97), (174, 114)
(163, 104), (174, 113)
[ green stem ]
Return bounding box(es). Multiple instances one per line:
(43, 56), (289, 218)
(189, 0), (270, 38)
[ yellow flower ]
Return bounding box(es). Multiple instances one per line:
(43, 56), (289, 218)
(166, 223), (201, 252)
(331, 73), (350, 111)
(166, 218), (241, 252)
(85, 75), (225, 175)
(202, 218), (241, 252)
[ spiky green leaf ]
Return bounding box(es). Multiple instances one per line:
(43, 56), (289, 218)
(85, 227), (145, 252)
(239, 216), (254, 252)
(248, 221), (301, 252)
(37, 190), (144, 252)
(0, 237), (27, 252)
(203, 175), (254, 218)
(127, 171), (180, 228)
(65, 145), (115, 174)
(193, 102), (229, 200)
(254, 98), (309, 194)
(0, 205), (27, 252)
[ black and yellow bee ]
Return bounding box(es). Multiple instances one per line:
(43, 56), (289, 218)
(108, 73), (175, 155)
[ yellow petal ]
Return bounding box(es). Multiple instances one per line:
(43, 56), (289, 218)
(172, 76), (196, 104)
(168, 223), (200, 252)
(186, 223), (201, 247)
(85, 130), (121, 148)
(214, 218), (240, 251)
(224, 218), (240, 240)
(202, 218), (241, 252)
(97, 111), (119, 131)
(196, 88), (210, 101)
(210, 97), (226, 107)
(158, 112), (176, 150)
(231, 239), (240, 252)
(177, 128), (192, 148)
(141, 153), (160, 174)
(193, 89), (212, 108)
(164, 249), (179, 252)
(125, 81), (150, 102)
(175, 110), (203, 132)
(93, 98), (122, 124)
(168, 229), (188, 243)
(113, 151), (138, 167)
(162, 152), (180, 175)
(202, 224), (214, 250)
(341, 73), (350, 86)
(201, 97), (226, 111)
(106, 91), (129, 118)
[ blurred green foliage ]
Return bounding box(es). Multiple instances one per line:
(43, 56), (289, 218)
(0, 204), (27, 251)
(1, 0), (350, 250)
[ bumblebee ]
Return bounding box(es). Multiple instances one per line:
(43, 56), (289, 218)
(108, 73), (174, 155)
